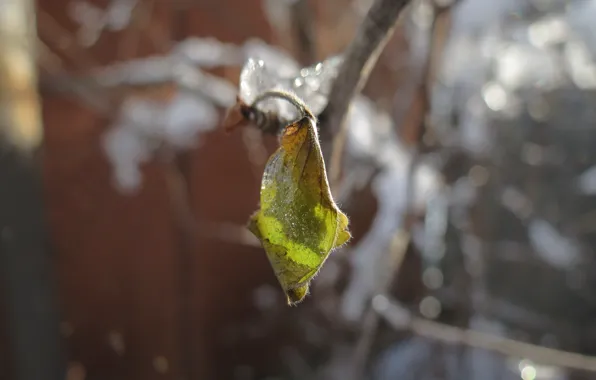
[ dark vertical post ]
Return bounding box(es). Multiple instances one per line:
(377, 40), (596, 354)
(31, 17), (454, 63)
(0, 1), (65, 379)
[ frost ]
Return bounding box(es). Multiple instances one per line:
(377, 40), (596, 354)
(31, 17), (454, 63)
(92, 56), (178, 87)
(162, 92), (219, 149)
(340, 102), (442, 321)
(173, 37), (244, 68)
(238, 54), (343, 121)
(68, 0), (137, 46)
(102, 126), (150, 193)
(90, 54), (238, 108)
(102, 91), (218, 193)
(90, 38), (340, 119)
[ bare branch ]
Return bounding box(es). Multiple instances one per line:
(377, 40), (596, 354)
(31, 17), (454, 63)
(375, 295), (596, 373)
(37, 9), (99, 69)
(319, 0), (412, 184)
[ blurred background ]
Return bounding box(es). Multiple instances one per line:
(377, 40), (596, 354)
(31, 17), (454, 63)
(2, 0), (596, 379)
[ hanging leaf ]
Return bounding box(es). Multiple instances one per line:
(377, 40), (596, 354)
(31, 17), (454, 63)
(247, 105), (351, 305)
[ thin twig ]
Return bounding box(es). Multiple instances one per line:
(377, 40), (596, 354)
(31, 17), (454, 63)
(39, 52), (238, 108)
(37, 40), (64, 73)
(37, 9), (115, 112)
(375, 295), (596, 373)
(392, 0), (443, 147)
(320, 0), (412, 186)
(38, 67), (114, 114)
(162, 156), (195, 380)
(37, 9), (99, 69)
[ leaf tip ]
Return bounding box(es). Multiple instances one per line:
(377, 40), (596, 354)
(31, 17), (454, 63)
(285, 284), (310, 306)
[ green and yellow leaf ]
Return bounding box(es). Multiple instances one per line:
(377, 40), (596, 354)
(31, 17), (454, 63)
(248, 115), (351, 305)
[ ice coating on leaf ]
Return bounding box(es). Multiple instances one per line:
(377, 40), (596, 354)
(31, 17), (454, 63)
(239, 58), (297, 120)
(248, 116), (350, 305)
(239, 55), (343, 122)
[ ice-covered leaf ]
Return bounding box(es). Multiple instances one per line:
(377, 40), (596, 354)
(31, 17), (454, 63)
(248, 115), (351, 305)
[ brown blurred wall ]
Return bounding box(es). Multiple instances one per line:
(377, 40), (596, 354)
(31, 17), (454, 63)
(35, 1), (277, 379)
